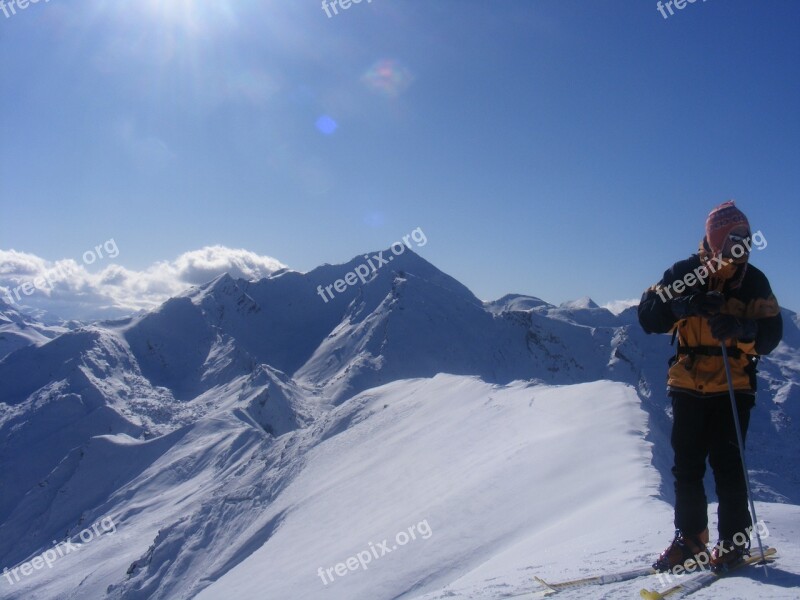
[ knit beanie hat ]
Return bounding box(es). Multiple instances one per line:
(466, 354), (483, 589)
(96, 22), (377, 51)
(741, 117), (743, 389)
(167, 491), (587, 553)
(705, 200), (750, 256)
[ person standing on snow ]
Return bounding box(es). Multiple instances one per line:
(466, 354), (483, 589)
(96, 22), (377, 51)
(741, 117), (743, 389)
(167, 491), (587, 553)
(638, 200), (782, 572)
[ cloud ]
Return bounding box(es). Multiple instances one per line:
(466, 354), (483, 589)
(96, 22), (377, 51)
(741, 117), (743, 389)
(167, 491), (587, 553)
(171, 246), (286, 284)
(0, 246), (286, 322)
(602, 298), (639, 315)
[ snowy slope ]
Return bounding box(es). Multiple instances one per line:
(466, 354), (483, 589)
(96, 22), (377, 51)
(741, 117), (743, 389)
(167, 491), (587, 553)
(0, 299), (67, 360)
(192, 377), (660, 600)
(0, 250), (798, 600)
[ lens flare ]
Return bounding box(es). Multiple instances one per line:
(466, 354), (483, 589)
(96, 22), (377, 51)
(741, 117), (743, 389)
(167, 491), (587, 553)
(361, 59), (414, 98)
(315, 115), (338, 135)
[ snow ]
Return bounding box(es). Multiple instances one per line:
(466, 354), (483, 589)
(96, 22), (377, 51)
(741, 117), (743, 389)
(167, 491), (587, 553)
(192, 377), (661, 600)
(485, 294), (553, 314)
(559, 296), (600, 311)
(0, 298), (67, 361)
(0, 251), (798, 600)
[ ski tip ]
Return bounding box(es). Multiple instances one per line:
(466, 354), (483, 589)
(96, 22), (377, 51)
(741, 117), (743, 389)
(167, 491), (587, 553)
(639, 589), (664, 600)
(532, 576), (555, 592)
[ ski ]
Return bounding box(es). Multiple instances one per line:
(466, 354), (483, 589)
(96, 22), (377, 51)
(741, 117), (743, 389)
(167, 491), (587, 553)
(492, 568), (657, 599)
(530, 566), (657, 594)
(639, 546), (777, 599)
(524, 552), (713, 596)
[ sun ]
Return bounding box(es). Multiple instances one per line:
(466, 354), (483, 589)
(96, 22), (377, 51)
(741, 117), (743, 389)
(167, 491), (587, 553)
(136, 0), (237, 36)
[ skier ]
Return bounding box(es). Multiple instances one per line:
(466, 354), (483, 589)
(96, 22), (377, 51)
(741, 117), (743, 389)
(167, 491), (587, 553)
(638, 200), (782, 572)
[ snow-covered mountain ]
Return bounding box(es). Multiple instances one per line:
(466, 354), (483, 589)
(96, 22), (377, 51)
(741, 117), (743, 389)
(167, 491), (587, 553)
(0, 299), (69, 361)
(1, 250), (798, 600)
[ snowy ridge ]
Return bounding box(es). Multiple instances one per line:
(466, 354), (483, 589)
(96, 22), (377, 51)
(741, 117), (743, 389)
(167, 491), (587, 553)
(0, 251), (798, 599)
(0, 298), (67, 361)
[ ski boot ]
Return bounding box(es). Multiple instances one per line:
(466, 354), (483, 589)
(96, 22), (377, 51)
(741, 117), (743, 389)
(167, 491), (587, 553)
(710, 539), (749, 572)
(653, 529), (710, 572)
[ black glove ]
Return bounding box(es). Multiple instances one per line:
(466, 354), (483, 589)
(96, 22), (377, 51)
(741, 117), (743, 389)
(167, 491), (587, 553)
(709, 314), (758, 342)
(671, 291), (725, 319)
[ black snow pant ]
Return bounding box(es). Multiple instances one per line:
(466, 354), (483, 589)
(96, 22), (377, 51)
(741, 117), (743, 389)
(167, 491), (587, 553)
(670, 391), (755, 543)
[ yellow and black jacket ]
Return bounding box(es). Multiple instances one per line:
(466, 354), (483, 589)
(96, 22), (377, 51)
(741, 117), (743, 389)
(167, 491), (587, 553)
(638, 255), (783, 396)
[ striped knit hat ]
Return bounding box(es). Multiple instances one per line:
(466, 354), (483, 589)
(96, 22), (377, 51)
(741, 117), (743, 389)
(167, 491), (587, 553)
(705, 200), (750, 256)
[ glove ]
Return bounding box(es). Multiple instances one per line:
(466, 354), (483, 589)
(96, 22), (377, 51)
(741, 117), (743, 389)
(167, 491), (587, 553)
(709, 314), (758, 342)
(671, 291), (725, 319)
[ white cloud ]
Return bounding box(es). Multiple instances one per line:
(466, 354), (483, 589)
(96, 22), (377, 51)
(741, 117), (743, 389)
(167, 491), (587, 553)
(0, 246), (286, 322)
(171, 245), (286, 284)
(602, 298), (639, 315)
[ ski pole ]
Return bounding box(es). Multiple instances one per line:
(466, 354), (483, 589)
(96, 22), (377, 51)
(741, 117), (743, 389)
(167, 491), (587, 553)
(720, 342), (768, 572)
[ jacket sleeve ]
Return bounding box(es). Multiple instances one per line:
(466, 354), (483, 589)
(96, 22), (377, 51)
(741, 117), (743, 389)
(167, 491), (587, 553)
(638, 257), (701, 334)
(755, 312), (783, 355)
(746, 267), (783, 356)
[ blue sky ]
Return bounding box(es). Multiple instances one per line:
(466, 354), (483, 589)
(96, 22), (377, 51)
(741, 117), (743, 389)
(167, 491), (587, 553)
(1, 0), (798, 315)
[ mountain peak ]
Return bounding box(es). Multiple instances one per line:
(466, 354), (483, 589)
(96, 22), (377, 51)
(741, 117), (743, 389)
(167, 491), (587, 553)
(486, 293), (552, 314)
(560, 296), (600, 310)
(197, 272), (237, 290)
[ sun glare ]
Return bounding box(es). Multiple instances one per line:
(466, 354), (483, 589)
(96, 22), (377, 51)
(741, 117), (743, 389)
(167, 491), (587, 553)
(137, 0), (236, 36)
